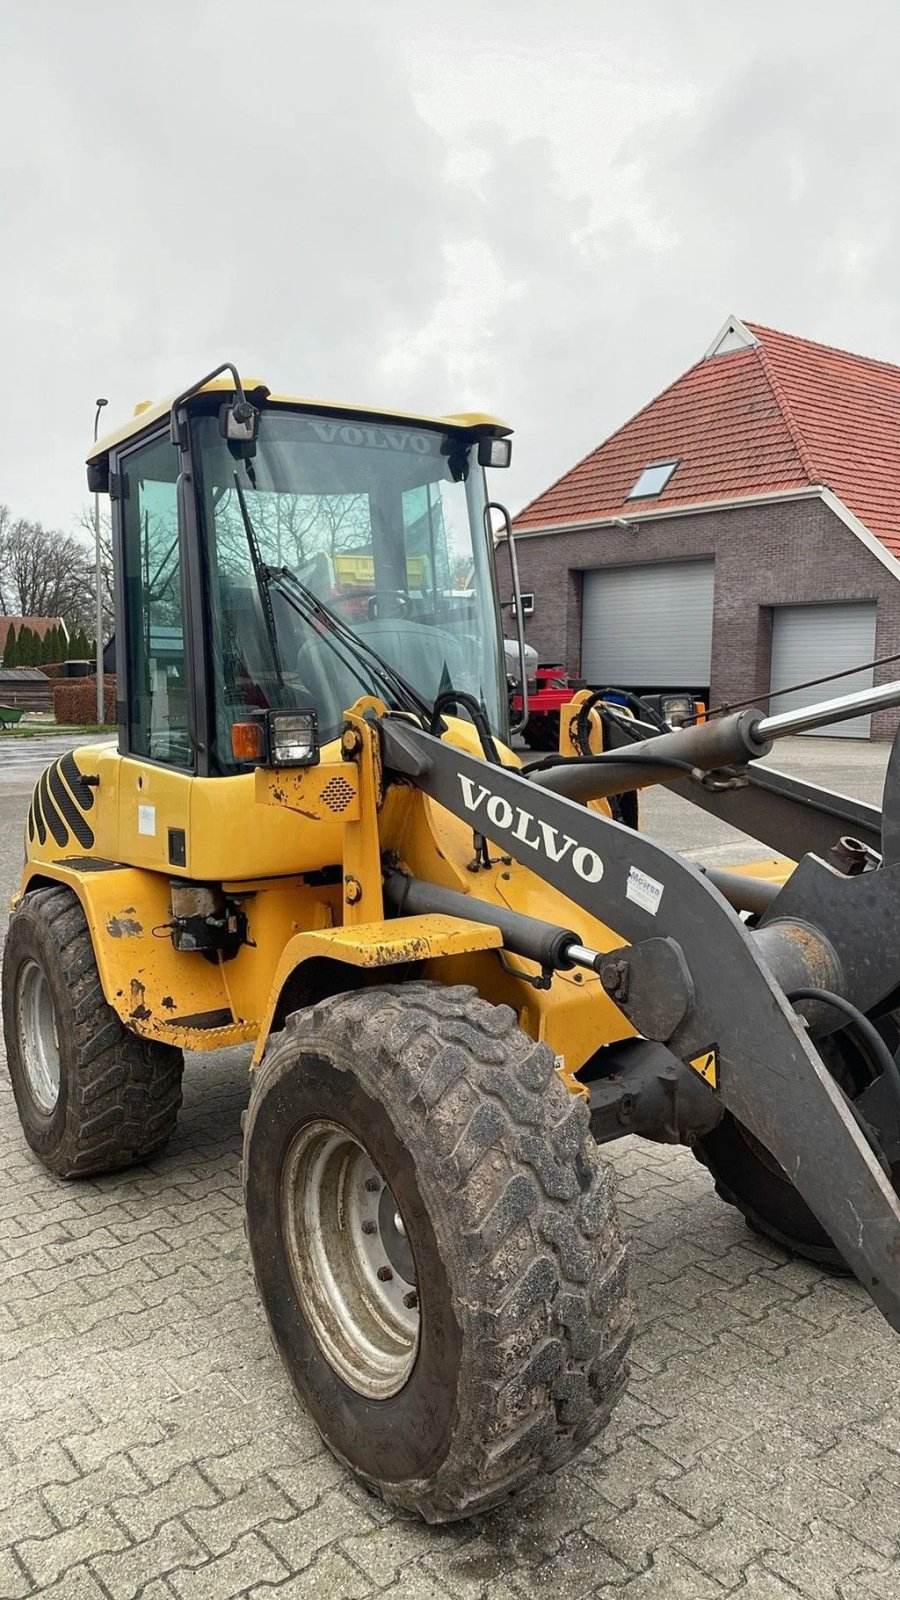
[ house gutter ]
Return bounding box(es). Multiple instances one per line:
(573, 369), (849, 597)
(509, 485), (825, 538)
(509, 485), (900, 587)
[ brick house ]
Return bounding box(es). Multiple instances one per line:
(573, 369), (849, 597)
(511, 316), (900, 737)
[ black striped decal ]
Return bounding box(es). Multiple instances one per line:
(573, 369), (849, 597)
(27, 756), (99, 854)
(49, 761), (94, 849)
(60, 751), (96, 811)
(31, 785), (47, 846)
(38, 768), (67, 847)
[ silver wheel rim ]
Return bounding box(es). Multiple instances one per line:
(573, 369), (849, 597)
(17, 959), (61, 1114)
(281, 1118), (420, 1399)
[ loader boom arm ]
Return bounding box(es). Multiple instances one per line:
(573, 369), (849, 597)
(380, 715), (900, 1331)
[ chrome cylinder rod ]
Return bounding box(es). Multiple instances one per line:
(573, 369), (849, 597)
(756, 679), (900, 740)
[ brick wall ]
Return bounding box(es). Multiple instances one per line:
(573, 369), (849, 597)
(509, 497), (900, 737)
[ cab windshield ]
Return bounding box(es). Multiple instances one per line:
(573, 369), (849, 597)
(192, 409), (506, 770)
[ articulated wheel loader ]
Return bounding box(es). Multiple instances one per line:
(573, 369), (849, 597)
(5, 365), (900, 1523)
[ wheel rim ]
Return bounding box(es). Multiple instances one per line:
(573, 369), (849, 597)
(281, 1118), (420, 1399)
(16, 959), (61, 1114)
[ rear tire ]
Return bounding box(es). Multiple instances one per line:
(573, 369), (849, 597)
(2, 885), (184, 1177)
(696, 1024), (900, 1270)
(243, 981), (632, 1522)
(696, 1113), (847, 1267)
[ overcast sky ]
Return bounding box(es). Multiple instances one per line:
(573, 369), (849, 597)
(3, 0), (899, 535)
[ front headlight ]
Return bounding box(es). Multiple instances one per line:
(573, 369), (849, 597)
(267, 710), (320, 766)
(230, 709), (320, 766)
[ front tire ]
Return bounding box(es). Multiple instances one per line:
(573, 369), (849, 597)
(243, 981), (632, 1522)
(2, 885), (184, 1177)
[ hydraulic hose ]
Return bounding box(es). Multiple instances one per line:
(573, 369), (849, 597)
(787, 987), (900, 1125)
(429, 690), (501, 766)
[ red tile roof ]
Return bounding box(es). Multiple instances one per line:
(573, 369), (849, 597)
(0, 617), (67, 652)
(514, 320), (900, 560)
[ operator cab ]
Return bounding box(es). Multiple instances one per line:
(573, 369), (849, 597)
(88, 367), (514, 777)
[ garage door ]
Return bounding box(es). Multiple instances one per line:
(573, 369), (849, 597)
(769, 603), (876, 738)
(581, 560), (714, 687)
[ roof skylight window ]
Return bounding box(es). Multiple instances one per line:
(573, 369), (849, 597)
(627, 459), (680, 499)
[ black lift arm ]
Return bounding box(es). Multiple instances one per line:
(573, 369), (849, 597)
(379, 712), (900, 1333)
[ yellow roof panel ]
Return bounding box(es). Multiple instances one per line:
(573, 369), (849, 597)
(88, 374), (511, 461)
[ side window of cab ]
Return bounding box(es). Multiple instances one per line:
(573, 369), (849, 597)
(119, 433), (191, 767)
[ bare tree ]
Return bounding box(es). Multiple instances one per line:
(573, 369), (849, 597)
(75, 506), (115, 637)
(0, 504), (12, 613)
(0, 511), (96, 631)
(213, 488), (371, 576)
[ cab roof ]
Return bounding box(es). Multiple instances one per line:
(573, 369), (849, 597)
(87, 374), (511, 463)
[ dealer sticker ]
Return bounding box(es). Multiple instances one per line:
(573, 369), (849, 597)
(626, 865), (664, 915)
(138, 804), (156, 837)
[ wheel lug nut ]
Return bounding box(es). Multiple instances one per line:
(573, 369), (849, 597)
(364, 1177), (380, 1192)
(377, 1265), (393, 1281)
(362, 1220), (377, 1235)
(403, 1291), (418, 1309)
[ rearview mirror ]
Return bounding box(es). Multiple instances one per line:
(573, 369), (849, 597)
(219, 400), (259, 454)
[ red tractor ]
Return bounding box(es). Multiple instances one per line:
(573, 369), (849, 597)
(512, 663), (584, 749)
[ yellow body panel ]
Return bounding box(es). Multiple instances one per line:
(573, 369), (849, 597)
(16, 708), (795, 1082)
(249, 914), (504, 1066)
(18, 859), (250, 1049)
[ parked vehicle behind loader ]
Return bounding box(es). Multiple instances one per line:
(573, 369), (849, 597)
(4, 365), (900, 1524)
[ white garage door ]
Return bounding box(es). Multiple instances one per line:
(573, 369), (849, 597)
(581, 560), (715, 686)
(769, 603), (876, 738)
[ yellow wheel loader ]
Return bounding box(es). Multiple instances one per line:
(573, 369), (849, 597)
(5, 364), (900, 1523)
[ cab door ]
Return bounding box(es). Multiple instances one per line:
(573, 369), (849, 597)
(113, 427), (195, 872)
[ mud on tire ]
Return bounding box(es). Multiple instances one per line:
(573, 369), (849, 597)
(243, 980), (633, 1523)
(2, 885), (184, 1177)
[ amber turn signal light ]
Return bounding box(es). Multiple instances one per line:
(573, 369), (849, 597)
(231, 721), (265, 762)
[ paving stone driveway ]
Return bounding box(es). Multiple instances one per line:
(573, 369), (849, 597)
(1, 751), (899, 1598)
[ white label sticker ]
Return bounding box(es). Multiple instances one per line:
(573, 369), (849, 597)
(138, 804), (156, 837)
(626, 864), (664, 915)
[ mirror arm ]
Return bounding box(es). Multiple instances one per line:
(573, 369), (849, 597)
(486, 500), (529, 736)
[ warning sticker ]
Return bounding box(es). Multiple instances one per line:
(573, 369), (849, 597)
(688, 1046), (719, 1089)
(626, 864), (664, 916)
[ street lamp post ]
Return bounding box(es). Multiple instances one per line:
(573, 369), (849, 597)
(93, 398), (108, 725)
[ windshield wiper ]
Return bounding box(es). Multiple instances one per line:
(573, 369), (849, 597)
(231, 476), (431, 720)
(232, 476), (285, 691)
(266, 562), (433, 723)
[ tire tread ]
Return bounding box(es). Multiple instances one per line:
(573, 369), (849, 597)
(245, 980), (633, 1522)
(2, 887), (183, 1177)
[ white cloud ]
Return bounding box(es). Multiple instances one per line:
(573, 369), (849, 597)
(2, 0), (900, 532)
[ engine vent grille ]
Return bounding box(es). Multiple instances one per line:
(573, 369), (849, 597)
(321, 776), (355, 813)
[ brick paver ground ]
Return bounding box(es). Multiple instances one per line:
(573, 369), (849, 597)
(2, 743), (899, 1597)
